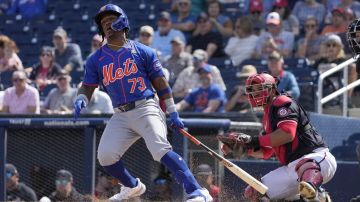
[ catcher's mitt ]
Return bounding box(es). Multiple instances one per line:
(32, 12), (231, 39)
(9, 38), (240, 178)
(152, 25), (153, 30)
(217, 132), (251, 158)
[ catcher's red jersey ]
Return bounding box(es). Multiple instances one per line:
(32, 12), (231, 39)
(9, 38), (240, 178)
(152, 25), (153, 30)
(263, 95), (326, 165)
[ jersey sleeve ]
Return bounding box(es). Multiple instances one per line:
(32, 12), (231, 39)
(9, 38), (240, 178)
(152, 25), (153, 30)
(273, 101), (299, 127)
(83, 54), (99, 86)
(143, 46), (165, 80)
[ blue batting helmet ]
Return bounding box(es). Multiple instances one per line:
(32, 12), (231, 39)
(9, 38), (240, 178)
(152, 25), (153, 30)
(94, 4), (130, 36)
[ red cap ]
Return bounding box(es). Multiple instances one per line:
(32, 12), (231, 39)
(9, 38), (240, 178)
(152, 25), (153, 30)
(273, 0), (288, 7)
(250, 0), (263, 12)
(332, 7), (346, 16)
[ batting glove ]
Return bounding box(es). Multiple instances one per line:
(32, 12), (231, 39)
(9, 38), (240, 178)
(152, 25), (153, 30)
(169, 112), (184, 134)
(73, 96), (87, 120)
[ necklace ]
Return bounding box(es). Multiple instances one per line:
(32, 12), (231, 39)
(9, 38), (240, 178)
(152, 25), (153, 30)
(107, 43), (124, 48)
(107, 39), (129, 48)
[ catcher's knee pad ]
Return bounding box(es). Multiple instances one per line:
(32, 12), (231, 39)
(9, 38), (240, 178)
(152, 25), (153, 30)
(295, 158), (323, 189)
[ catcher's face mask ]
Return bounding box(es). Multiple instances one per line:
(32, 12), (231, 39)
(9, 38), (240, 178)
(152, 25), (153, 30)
(245, 73), (276, 107)
(347, 18), (360, 57)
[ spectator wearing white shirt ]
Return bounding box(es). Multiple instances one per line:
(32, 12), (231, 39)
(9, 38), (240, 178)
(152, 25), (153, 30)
(152, 11), (186, 58)
(253, 12), (294, 59)
(224, 16), (258, 66)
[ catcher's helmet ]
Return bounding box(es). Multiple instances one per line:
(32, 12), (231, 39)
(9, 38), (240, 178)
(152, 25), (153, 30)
(347, 18), (360, 56)
(245, 73), (277, 107)
(94, 4), (130, 37)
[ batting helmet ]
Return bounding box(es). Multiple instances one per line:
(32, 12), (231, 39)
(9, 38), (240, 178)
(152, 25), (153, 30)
(347, 18), (360, 57)
(245, 73), (278, 107)
(94, 4), (130, 37)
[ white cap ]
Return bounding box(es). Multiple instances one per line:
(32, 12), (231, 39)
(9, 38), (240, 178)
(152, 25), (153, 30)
(266, 12), (281, 25)
(326, 34), (343, 47)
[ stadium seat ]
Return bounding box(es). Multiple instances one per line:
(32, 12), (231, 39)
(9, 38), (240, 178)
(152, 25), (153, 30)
(331, 145), (357, 161)
(284, 58), (310, 69)
(0, 70), (15, 90)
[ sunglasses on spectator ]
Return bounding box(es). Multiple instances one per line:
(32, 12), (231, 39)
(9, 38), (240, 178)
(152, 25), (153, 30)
(41, 53), (52, 57)
(56, 179), (69, 185)
(305, 24), (316, 29)
(12, 78), (25, 82)
(57, 77), (67, 81)
(327, 43), (338, 48)
(274, 6), (284, 10)
(178, 2), (189, 6)
(198, 20), (208, 24)
(140, 33), (151, 37)
(251, 11), (261, 15)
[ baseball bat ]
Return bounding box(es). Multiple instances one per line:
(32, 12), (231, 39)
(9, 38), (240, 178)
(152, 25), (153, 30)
(179, 128), (268, 195)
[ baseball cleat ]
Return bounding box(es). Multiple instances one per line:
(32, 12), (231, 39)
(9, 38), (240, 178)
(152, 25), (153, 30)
(299, 181), (317, 200)
(108, 178), (146, 201)
(186, 188), (213, 202)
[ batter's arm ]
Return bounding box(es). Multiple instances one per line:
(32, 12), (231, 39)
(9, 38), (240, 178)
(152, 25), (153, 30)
(151, 76), (173, 99)
(77, 84), (97, 101)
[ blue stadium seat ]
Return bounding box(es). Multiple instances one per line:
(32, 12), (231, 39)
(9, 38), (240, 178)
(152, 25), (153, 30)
(331, 145), (357, 161)
(287, 67), (319, 83)
(284, 58), (310, 69)
(0, 70), (15, 90)
(70, 69), (84, 86)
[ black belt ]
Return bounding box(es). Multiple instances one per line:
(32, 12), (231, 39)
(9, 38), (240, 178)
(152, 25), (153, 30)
(117, 96), (154, 112)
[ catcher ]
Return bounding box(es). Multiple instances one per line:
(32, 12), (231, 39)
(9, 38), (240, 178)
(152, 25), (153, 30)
(218, 73), (337, 201)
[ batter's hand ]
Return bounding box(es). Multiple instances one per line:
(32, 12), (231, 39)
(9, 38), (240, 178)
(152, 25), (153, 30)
(169, 112), (184, 134)
(73, 97), (87, 120)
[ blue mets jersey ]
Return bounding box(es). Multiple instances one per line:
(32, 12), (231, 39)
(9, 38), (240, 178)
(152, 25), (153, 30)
(83, 40), (164, 107)
(185, 84), (226, 112)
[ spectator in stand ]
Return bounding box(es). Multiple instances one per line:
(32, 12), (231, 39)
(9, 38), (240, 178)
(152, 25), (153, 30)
(162, 36), (192, 84)
(52, 27), (83, 72)
(206, 0), (233, 38)
(0, 0), (11, 15)
(48, 170), (84, 202)
(137, 25), (154, 46)
(187, 12), (224, 58)
(296, 16), (324, 62)
(172, 49), (226, 99)
(6, 163), (37, 202)
(253, 12), (294, 59)
(325, 0), (360, 24)
(225, 65), (257, 112)
(80, 87), (114, 114)
(267, 51), (300, 100)
(176, 65), (226, 113)
(28, 46), (62, 93)
(95, 169), (118, 200)
(321, 8), (348, 36)
(86, 34), (106, 60)
(0, 35), (23, 73)
(292, 0), (326, 29)
(41, 70), (76, 115)
(2, 70), (40, 114)
(171, 0), (196, 41)
(271, 0), (300, 36)
(224, 16), (258, 67)
(194, 164), (220, 202)
(7, 0), (47, 18)
(248, 0), (265, 36)
(152, 11), (186, 59)
(312, 34), (357, 107)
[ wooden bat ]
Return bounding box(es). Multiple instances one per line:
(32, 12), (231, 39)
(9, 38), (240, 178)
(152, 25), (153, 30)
(179, 128), (268, 195)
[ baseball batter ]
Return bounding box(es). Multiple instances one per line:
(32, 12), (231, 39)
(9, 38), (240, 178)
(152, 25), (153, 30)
(73, 4), (212, 202)
(218, 73), (337, 201)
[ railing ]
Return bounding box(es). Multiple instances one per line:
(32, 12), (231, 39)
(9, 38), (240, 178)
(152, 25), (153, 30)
(317, 56), (360, 116)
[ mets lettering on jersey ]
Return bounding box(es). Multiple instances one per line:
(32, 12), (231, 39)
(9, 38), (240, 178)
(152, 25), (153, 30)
(83, 41), (164, 107)
(102, 59), (139, 86)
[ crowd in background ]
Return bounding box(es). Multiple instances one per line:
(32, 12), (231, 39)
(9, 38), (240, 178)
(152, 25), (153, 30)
(1, 0), (360, 201)
(0, 0), (358, 116)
